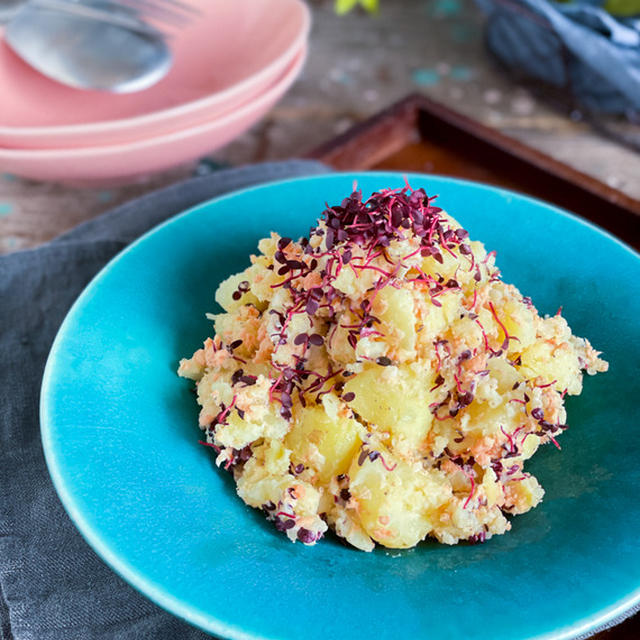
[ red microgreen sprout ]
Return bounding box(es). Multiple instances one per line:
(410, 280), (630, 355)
(462, 470), (476, 510)
(198, 440), (221, 452)
(488, 301), (517, 351)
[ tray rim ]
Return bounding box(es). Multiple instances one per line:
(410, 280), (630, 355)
(306, 93), (640, 217)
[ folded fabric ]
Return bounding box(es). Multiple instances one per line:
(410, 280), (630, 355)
(0, 160), (329, 640)
(476, 0), (640, 113)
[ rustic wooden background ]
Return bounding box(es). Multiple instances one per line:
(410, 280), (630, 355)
(1, 0), (639, 254)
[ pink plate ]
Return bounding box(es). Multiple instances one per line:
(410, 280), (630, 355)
(0, 46), (306, 184)
(0, 0), (309, 149)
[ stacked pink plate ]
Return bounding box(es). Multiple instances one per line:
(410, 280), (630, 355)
(0, 0), (309, 183)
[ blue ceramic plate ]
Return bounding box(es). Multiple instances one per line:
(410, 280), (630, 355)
(41, 173), (640, 640)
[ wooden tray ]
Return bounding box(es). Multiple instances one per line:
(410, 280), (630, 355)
(308, 94), (639, 640)
(307, 94), (639, 250)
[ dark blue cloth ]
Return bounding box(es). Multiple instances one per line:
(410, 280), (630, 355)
(476, 0), (640, 113)
(0, 160), (329, 640)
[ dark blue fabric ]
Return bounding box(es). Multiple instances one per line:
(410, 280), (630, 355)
(476, 0), (640, 113)
(0, 160), (329, 640)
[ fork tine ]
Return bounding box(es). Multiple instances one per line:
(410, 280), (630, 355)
(117, 4), (187, 28)
(31, 0), (169, 35)
(116, 2), (187, 27)
(139, 0), (201, 16)
(116, 0), (198, 26)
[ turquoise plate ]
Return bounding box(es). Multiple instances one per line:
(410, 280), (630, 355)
(41, 173), (640, 640)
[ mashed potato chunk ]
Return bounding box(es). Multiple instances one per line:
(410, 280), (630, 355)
(178, 186), (607, 550)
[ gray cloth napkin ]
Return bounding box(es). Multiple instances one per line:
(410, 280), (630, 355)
(0, 160), (329, 640)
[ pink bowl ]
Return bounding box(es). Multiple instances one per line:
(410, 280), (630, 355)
(0, 46), (306, 184)
(0, 0), (309, 149)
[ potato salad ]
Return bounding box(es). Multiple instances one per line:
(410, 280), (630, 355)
(178, 186), (607, 551)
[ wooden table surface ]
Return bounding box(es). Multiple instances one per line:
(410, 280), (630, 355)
(1, 0), (639, 254)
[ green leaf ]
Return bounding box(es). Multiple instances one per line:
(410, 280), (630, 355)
(603, 0), (640, 16)
(361, 0), (379, 10)
(335, 0), (379, 14)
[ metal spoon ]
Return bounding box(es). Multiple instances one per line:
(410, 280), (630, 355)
(3, 0), (172, 92)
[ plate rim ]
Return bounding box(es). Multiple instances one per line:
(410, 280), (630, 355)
(40, 171), (640, 640)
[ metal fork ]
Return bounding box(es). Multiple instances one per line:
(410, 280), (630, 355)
(14, 0), (199, 35)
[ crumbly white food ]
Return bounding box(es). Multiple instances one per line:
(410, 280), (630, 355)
(178, 186), (607, 551)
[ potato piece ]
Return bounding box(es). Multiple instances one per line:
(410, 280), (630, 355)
(215, 271), (260, 312)
(503, 476), (544, 514)
(216, 406), (289, 451)
(500, 298), (537, 351)
(344, 364), (436, 458)
(374, 286), (416, 358)
(449, 316), (485, 353)
(520, 341), (582, 394)
(413, 290), (459, 353)
(520, 432), (540, 460)
(329, 506), (375, 552)
(354, 336), (387, 361)
(349, 449), (450, 548)
(213, 304), (264, 358)
(481, 468), (501, 507)
(487, 357), (520, 394)
(461, 400), (517, 440)
(421, 249), (459, 281)
(433, 501), (510, 545)
(236, 440), (292, 508)
(285, 403), (363, 483)
(326, 312), (356, 364)
(418, 301), (448, 342)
